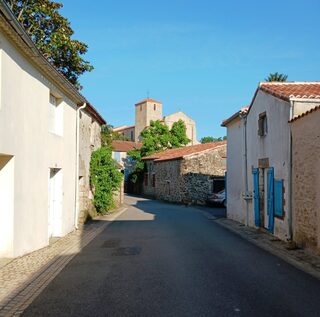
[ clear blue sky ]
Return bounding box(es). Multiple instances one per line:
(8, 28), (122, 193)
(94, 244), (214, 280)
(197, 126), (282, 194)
(61, 0), (320, 139)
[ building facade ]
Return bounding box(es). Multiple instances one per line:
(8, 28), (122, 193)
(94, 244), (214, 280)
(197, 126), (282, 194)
(0, 3), (104, 258)
(78, 105), (106, 223)
(222, 82), (320, 242)
(142, 142), (226, 204)
(290, 107), (320, 253)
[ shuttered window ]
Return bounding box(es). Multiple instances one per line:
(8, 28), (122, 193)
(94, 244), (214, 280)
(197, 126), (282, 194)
(274, 179), (284, 217)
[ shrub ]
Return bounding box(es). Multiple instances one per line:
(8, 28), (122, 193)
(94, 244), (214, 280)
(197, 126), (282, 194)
(90, 147), (123, 214)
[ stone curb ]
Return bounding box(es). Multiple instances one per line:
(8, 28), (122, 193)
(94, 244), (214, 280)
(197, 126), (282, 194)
(0, 207), (127, 317)
(198, 208), (320, 281)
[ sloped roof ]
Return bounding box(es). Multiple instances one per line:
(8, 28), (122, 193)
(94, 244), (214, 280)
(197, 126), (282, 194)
(85, 103), (106, 125)
(135, 98), (162, 105)
(259, 82), (320, 101)
(289, 105), (320, 123)
(142, 141), (226, 162)
(113, 125), (135, 132)
(112, 141), (142, 152)
(221, 106), (249, 127)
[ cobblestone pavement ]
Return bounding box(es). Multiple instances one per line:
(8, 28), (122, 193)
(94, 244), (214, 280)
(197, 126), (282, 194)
(0, 207), (127, 317)
(198, 207), (320, 280)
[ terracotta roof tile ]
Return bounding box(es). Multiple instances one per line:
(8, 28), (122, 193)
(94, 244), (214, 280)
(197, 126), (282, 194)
(112, 141), (142, 152)
(259, 82), (320, 101)
(135, 98), (162, 105)
(113, 125), (135, 132)
(289, 105), (320, 123)
(142, 141), (226, 162)
(221, 106), (249, 127)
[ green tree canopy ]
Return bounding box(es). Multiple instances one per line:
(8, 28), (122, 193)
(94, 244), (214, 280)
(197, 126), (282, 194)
(170, 119), (190, 148)
(265, 72), (288, 82)
(5, 0), (93, 86)
(128, 120), (190, 183)
(200, 136), (227, 144)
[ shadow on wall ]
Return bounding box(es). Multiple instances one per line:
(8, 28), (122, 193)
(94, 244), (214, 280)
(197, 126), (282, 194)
(156, 172), (225, 205)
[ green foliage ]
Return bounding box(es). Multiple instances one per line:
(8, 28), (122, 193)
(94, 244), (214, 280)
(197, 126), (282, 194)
(90, 147), (123, 214)
(170, 119), (190, 148)
(6, 0), (93, 86)
(128, 120), (190, 183)
(265, 72), (288, 82)
(101, 124), (129, 148)
(200, 136), (227, 143)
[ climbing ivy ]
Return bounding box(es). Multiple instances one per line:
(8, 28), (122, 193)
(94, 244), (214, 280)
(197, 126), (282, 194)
(90, 147), (123, 214)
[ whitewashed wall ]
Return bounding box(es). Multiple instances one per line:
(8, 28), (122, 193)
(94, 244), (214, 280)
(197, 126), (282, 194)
(0, 31), (77, 257)
(246, 91), (291, 240)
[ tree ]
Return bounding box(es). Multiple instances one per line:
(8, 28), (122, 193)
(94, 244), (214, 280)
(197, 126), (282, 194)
(5, 0), (93, 86)
(200, 136), (227, 144)
(128, 120), (190, 183)
(170, 119), (190, 148)
(101, 124), (129, 148)
(265, 72), (288, 82)
(90, 147), (123, 214)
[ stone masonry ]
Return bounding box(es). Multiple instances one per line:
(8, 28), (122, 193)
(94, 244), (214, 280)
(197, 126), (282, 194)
(143, 143), (226, 204)
(291, 108), (320, 254)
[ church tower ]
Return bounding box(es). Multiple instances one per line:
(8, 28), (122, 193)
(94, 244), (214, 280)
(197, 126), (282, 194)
(134, 98), (163, 141)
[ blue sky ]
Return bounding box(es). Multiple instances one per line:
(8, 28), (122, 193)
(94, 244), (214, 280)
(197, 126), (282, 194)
(61, 0), (320, 139)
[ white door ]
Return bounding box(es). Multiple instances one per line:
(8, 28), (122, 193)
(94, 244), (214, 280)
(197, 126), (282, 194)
(48, 168), (63, 237)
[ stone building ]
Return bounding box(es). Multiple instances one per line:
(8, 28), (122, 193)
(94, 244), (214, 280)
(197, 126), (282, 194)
(114, 98), (198, 145)
(78, 104), (106, 223)
(141, 142), (226, 204)
(290, 106), (320, 254)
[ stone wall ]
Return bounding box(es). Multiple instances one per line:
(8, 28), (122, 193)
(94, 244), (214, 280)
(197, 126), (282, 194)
(154, 160), (182, 202)
(180, 145), (227, 204)
(142, 144), (227, 204)
(291, 110), (320, 254)
(78, 110), (102, 223)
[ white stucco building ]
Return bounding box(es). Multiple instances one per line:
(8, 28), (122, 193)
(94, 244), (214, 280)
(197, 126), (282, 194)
(0, 3), (100, 258)
(222, 82), (320, 241)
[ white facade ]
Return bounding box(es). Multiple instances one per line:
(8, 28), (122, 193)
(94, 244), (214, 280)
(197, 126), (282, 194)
(225, 116), (246, 224)
(223, 85), (320, 242)
(0, 14), (85, 257)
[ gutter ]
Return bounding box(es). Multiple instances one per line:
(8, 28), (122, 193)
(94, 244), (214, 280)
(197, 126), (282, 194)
(74, 103), (87, 229)
(287, 100), (294, 240)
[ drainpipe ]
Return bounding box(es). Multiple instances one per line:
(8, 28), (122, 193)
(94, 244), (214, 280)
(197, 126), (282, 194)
(75, 103), (87, 229)
(288, 100), (294, 240)
(240, 112), (249, 226)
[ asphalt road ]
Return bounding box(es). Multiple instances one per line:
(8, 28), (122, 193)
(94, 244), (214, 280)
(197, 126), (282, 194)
(23, 196), (320, 317)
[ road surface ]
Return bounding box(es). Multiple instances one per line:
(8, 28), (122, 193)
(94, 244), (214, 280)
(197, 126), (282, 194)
(23, 195), (320, 317)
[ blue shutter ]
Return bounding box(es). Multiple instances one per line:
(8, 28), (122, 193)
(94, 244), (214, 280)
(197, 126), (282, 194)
(225, 171), (227, 203)
(274, 179), (284, 217)
(252, 168), (260, 227)
(267, 167), (275, 233)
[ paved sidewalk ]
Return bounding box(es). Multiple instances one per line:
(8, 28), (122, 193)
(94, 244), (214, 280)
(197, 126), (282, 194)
(199, 207), (320, 280)
(0, 207), (127, 317)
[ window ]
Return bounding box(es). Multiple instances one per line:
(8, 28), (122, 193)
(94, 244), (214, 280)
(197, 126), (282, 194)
(154, 104), (156, 111)
(144, 173), (149, 186)
(48, 93), (63, 136)
(114, 152), (121, 162)
(258, 112), (267, 137)
(140, 105), (142, 111)
(131, 131), (134, 141)
(152, 173), (156, 187)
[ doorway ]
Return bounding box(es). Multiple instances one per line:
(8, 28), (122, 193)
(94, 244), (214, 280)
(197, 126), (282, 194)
(48, 168), (63, 238)
(0, 155), (14, 257)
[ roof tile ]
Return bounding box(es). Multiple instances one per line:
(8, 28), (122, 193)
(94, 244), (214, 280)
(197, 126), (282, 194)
(142, 141), (226, 162)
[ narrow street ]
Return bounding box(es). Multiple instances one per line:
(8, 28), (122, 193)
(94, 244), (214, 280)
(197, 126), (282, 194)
(23, 196), (320, 317)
